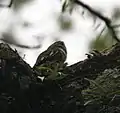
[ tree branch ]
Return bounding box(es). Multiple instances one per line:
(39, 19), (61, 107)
(8, 0), (14, 7)
(0, 38), (41, 49)
(74, 0), (120, 42)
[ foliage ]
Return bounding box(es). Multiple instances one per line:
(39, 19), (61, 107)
(57, 14), (73, 31)
(13, 0), (33, 10)
(0, 40), (120, 113)
(89, 33), (116, 51)
(0, 0), (120, 113)
(83, 68), (120, 113)
(89, 7), (120, 52)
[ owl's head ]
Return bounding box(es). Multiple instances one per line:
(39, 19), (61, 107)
(34, 41), (67, 67)
(48, 41), (67, 54)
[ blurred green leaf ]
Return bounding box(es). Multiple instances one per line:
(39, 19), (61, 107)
(89, 29), (116, 51)
(13, 0), (33, 10)
(58, 14), (73, 31)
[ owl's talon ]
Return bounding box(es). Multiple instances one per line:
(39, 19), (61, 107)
(91, 50), (102, 56)
(85, 53), (93, 59)
(86, 50), (102, 59)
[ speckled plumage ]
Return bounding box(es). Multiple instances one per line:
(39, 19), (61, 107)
(34, 41), (67, 67)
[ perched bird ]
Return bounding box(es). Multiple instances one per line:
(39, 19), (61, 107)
(33, 41), (67, 78)
(34, 41), (67, 67)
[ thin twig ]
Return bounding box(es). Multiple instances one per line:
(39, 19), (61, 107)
(0, 0), (14, 8)
(97, 26), (106, 40)
(74, 0), (120, 42)
(8, 0), (14, 7)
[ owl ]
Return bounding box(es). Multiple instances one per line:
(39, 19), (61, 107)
(33, 41), (67, 68)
